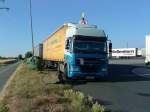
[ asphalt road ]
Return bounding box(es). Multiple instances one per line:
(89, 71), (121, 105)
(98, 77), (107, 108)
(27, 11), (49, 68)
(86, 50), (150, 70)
(0, 62), (19, 91)
(72, 58), (150, 112)
(1, 59), (150, 112)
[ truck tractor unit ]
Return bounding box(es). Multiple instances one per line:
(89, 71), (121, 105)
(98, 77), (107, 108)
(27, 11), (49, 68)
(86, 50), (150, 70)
(36, 15), (112, 81)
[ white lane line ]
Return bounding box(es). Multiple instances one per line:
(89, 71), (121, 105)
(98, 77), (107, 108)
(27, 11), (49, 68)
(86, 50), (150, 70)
(120, 75), (135, 77)
(139, 74), (150, 76)
(132, 68), (150, 76)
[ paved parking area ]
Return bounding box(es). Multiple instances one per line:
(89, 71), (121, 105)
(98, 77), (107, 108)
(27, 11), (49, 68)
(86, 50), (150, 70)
(73, 58), (150, 112)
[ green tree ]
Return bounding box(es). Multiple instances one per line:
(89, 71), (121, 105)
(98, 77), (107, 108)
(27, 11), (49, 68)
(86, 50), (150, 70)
(18, 54), (23, 60)
(25, 51), (32, 58)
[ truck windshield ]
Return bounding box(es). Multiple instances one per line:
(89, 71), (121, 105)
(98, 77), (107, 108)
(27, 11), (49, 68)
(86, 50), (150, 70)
(73, 41), (106, 53)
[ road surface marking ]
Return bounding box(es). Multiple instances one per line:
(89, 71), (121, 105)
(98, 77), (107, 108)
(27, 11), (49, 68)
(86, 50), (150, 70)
(132, 67), (150, 76)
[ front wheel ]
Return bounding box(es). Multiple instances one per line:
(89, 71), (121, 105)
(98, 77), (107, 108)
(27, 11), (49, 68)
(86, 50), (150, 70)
(58, 65), (70, 83)
(64, 65), (71, 80)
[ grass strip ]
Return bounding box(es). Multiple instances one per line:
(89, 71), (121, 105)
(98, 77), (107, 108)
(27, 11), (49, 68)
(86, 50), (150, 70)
(0, 63), (104, 112)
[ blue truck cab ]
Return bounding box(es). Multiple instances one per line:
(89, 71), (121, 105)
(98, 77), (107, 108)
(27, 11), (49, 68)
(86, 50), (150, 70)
(63, 23), (109, 79)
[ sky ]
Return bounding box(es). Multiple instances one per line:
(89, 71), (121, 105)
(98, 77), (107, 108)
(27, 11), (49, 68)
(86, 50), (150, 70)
(0, 0), (150, 56)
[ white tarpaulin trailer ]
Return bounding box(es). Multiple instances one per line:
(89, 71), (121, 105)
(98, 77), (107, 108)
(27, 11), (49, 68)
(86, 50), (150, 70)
(112, 48), (137, 57)
(34, 44), (43, 58)
(145, 35), (150, 64)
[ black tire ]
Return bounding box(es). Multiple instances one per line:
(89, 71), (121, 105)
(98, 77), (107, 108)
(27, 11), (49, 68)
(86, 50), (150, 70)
(57, 65), (68, 83)
(64, 65), (72, 80)
(64, 65), (69, 80)
(58, 65), (71, 83)
(58, 71), (64, 83)
(145, 62), (150, 68)
(94, 76), (100, 79)
(146, 62), (150, 65)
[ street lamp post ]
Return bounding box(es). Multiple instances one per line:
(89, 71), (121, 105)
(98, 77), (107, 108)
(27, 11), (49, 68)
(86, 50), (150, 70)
(29, 0), (34, 57)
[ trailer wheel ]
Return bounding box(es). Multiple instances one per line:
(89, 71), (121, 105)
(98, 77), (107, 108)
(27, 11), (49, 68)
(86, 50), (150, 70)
(58, 71), (64, 83)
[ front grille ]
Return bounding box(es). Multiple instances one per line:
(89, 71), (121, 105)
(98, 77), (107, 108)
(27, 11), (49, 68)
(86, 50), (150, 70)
(80, 65), (99, 73)
(76, 58), (105, 65)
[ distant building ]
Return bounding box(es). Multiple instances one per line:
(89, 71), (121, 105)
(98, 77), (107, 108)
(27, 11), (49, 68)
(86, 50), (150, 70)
(111, 48), (137, 58)
(110, 48), (145, 58)
(137, 48), (145, 57)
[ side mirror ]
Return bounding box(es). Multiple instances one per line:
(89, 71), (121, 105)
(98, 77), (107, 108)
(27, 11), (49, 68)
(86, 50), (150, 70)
(109, 42), (112, 53)
(65, 39), (69, 49)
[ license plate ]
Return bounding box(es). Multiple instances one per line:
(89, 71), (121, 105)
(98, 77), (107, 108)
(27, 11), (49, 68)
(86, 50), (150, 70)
(86, 76), (94, 79)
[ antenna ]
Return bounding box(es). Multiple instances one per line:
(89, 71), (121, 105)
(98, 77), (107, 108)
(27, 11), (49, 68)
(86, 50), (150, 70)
(79, 12), (88, 24)
(81, 12), (85, 18)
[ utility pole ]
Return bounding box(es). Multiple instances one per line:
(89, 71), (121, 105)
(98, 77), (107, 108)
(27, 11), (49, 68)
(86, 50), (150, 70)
(0, 0), (9, 11)
(29, 0), (34, 57)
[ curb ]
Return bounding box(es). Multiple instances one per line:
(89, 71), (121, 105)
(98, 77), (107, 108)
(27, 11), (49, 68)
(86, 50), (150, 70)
(0, 63), (22, 100)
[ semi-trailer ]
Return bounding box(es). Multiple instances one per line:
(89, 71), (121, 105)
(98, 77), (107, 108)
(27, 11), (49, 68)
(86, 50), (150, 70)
(145, 35), (150, 65)
(35, 15), (112, 81)
(34, 43), (43, 58)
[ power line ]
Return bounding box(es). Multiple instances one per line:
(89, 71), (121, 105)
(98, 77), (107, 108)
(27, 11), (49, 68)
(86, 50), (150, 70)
(0, 0), (9, 11)
(0, 0), (5, 2)
(0, 7), (9, 10)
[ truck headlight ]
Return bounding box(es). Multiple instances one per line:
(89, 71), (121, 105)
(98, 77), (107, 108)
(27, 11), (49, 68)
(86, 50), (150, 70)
(70, 66), (80, 72)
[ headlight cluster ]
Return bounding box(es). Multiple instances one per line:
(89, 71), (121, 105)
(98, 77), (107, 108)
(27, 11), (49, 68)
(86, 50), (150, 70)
(70, 66), (80, 72)
(101, 68), (107, 72)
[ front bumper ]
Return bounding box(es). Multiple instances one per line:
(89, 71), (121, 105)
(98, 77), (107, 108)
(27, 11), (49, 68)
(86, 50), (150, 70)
(69, 71), (108, 78)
